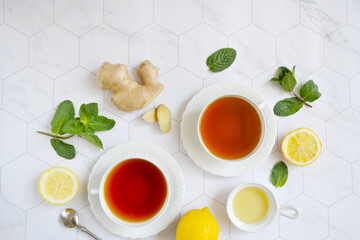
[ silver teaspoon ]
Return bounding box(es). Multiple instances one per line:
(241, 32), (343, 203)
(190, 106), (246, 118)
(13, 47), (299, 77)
(60, 208), (101, 240)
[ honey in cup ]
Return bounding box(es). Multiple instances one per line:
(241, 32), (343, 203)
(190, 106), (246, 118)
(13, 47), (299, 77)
(233, 187), (269, 224)
(200, 96), (262, 160)
(104, 158), (167, 223)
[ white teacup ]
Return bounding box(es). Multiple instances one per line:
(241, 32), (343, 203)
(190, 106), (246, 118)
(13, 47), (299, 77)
(90, 158), (170, 227)
(197, 94), (266, 161)
(227, 182), (300, 232)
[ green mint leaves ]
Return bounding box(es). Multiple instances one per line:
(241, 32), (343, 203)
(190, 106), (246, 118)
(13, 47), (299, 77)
(271, 66), (321, 116)
(38, 100), (115, 159)
(271, 161), (288, 188)
(206, 48), (236, 72)
(274, 97), (303, 116)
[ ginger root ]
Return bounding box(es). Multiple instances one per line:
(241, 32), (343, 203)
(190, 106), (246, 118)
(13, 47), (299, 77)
(96, 60), (164, 112)
(143, 104), (172, 133)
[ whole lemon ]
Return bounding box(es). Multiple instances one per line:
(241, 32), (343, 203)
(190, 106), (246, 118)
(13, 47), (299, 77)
(176, 207), (219, 240)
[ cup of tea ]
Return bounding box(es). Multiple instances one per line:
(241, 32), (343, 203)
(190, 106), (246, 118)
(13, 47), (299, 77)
(227, 182), (300, 232)
(197, 94), (265, 161)
(92, 158), (169, 226)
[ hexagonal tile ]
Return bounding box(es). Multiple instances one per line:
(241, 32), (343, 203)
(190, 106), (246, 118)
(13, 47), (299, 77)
(80, 24), (128, 73)
(325, 26), (360, 78)
(56, 155), (93, 210)
(4, 0), (53, 36)
(104, 66), (156, 122)
(329, 195), (360, 240)
(104, 0), (153, 35)
(129, 24), (178, 74)
(129, 117), (178, 154)
(54, 0), (103, 36)
(3, 67), (53, 122)
(181, 195), (229, 240)
(205, 171), (253, 205)
(173, 152), (204, 205)
(0, 25), (28, 79)
(253, 67), (306, 114)
(354, 160), (360, 196)
(277, 25), (324, 75)
(204, 0), (251, 35)
(327, 109), (360, 162)
(230, 215), (279, 240)
(252, 0), (299, 36)
(30, 25), (79, 78)
(79, 110), (128, 160)
(280, 195), (328, 240)
(350, 74), (360, 112)
(155, 0), (202, 35)
(54, 67), (104, 110)
(254, 151), (302, 205)
(277, 110), (326, 152)
(204, 68), (252, 87)
(154, 67), (203, 121)
(0, 110), (27, 166)
(300, 0), (347, 36)
(77, 205), (125, 240)
(229, 25), (276, 78)
(303, 67), (349, 120)
(304, 151), (352, 206)
(26, 202), (77, 240)
(348, 0), (360, 30)
(1, 154), (48, 210)
(179, 24), (227, 78)
(28, 111), (78, 165)
(0, 199), (25, 240)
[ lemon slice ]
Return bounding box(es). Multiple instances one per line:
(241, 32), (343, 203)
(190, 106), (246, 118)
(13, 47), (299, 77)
(39, 166), (79, 205)
(281, 127), (322, 167)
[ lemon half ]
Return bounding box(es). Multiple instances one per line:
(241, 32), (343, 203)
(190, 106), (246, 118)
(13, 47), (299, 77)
(281, 127), (322, 167)
(39, 166), (79, 205)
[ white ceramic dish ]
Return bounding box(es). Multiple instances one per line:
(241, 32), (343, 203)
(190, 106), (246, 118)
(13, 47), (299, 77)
(87, 142), (185, 239)
(227, 182), (300, 232)
(181, 82), (276, 177)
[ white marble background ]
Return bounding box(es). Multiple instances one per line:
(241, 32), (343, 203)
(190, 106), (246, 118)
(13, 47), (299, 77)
(0, 0), (359, 240)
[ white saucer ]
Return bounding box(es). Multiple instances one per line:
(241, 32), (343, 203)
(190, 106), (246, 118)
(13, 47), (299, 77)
(87, 142), (185, 239)
(181, 82), (276, 177)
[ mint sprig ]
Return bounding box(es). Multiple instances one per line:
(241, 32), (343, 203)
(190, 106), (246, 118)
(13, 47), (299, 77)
(271, 66), (321, 116)
(206, 48), (236, 72)
(37, 100), (115, 159)
(271, 161), (288, 188)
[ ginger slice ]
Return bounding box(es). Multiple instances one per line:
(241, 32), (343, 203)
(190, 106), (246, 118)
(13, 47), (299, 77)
(96, 60), (164, 112)
(143, 108), (157, 122)
(156, 104), (172, 133)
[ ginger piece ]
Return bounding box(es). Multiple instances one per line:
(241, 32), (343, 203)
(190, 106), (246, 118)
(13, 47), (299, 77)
(156, 104), (171, 133)
(143, 108), (157, 122)
(96, 60), (164, 112)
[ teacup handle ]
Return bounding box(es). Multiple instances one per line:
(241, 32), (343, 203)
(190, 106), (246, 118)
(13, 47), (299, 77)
(279, 205), (300, 219)
(89, 189), (99, 195)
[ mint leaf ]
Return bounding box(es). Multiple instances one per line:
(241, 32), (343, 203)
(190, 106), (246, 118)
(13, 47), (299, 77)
(79, 104), (93, 124)
(300, 80), (321, 102)
(271, 161), (288, 188)
(206, 48), (236, 72)
(86, 103), (98, 116)
(292, 65), (296, 75)
(50, 138), (76, 159)
(270, 77), (282, 83)
(281, 73), (297, 92)
(61, 118), (84, 134)
(274, 97), (303, 116)
(278, 66), (292, 80)
(79, 133), (103, 149)
(89, 116), (115, 131)
(51, 100), (75, 135)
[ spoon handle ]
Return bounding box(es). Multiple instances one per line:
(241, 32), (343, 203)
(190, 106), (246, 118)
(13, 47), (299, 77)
(77, 225), (101, 240)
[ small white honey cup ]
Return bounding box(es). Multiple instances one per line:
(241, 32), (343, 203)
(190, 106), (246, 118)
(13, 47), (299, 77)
(197, 94), (266, 162)
(227, 182), (300, 232)
(90, 158), (170, 227)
